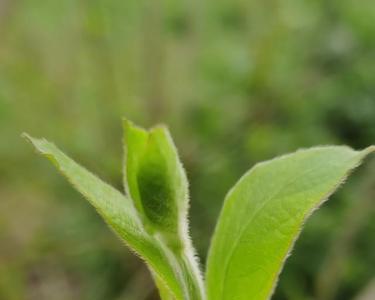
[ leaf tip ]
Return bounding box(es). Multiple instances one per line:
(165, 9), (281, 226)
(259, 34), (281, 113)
(150, 122), (168, 131)
(364, 145), (375, 154)
(22, 133), (55, 157)
(121, 117), (133, 129)
(22, 132), (41, 149)
(122, 118), (148, 140)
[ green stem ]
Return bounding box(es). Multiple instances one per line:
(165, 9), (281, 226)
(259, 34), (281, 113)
(156, 235), (206, 300)
(177, 250), (206, 300)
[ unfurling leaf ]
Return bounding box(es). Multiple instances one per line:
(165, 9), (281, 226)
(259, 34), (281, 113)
(123, 120), (189, 244)
(123, 120), (205, 300)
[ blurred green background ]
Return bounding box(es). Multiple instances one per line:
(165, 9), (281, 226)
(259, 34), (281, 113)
(0, 0), (374, 299)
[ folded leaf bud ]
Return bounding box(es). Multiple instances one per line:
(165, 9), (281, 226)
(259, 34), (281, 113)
(123, 120), (188, 242)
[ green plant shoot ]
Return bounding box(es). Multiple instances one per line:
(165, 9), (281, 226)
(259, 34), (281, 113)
(23, 120), (374, 300)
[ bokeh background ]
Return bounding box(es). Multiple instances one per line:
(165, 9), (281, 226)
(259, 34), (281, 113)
(0, 0), (375, 299)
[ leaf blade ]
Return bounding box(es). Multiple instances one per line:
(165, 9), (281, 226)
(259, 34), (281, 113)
(22, 133), (185, 300)
(206, 146), (374, 300)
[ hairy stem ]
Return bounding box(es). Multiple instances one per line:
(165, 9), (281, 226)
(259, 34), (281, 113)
(156, 235), (205, 300)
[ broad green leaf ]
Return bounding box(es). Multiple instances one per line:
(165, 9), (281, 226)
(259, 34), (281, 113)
(22, 134), (186, 300)
(206, 146), (374, 300)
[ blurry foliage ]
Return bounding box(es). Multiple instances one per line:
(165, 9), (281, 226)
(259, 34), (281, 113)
(0, 0), (374, 299)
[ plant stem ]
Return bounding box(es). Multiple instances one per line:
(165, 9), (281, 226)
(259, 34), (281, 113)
(157, 235), (206, 300)
(177, 250), (206, 300)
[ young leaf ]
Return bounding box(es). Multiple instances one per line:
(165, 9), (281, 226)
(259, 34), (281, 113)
(123, 120), (189, 242)
(22, 134), (186, 300)
(206, 146), (374, 300)
(123, 120), (205, 300)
